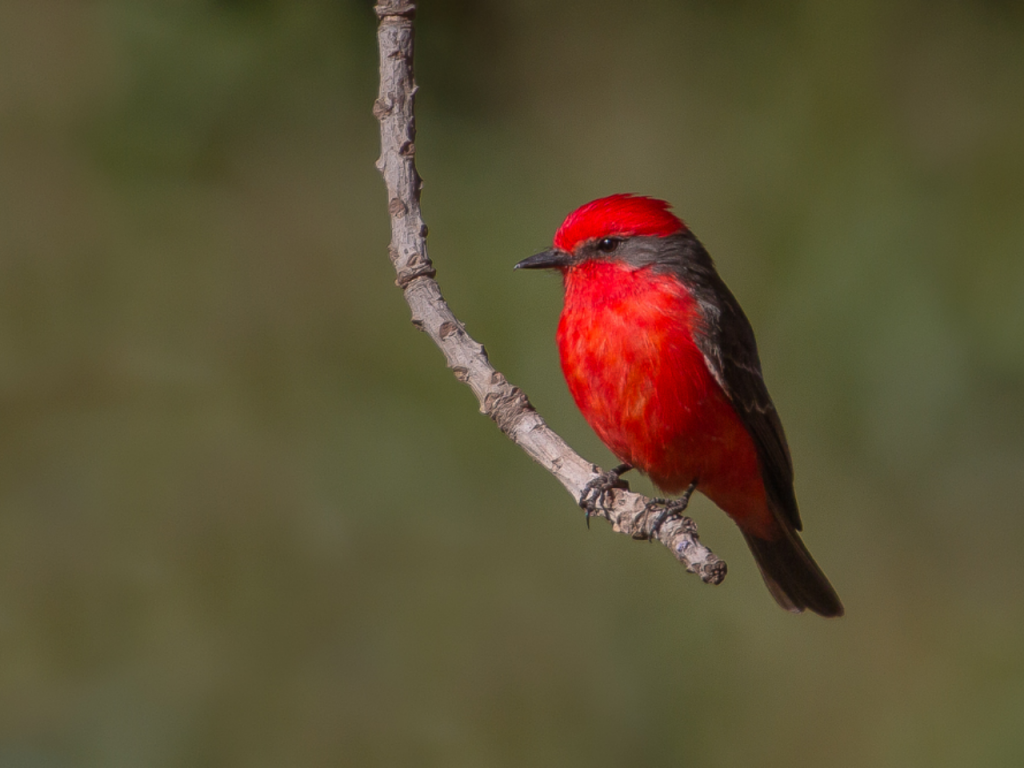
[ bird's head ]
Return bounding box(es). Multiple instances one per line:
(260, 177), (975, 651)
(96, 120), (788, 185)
(515, 194), (689, 273)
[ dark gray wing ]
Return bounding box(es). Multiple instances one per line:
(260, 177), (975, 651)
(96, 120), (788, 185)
(655, 233), (801, 531)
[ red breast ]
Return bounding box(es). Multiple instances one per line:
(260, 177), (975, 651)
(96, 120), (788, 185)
(557, 259), (775, 539)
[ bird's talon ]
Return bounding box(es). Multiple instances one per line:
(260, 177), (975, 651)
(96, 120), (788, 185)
(646, 479), (698, 540)
(578, 464), (632, 522)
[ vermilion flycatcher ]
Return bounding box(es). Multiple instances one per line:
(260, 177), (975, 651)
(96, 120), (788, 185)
(516, 194), (843, 617)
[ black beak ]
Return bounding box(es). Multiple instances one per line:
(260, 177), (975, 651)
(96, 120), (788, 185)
(514, 249), (572, 271)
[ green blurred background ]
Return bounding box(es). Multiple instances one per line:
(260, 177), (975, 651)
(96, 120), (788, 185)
(2, 0), (1023, 765)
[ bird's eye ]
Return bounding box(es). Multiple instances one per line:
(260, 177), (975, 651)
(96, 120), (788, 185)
(596, 237), (620, 253)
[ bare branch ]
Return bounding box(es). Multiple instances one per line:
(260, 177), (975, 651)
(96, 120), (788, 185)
(372, 0), (726, 586)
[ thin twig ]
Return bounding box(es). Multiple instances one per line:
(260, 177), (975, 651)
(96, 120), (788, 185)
(372, 0), (726, 586)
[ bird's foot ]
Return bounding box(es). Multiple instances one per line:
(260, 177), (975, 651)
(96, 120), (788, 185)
(579, 463), (633, 527)
(640, 479), (698, 540)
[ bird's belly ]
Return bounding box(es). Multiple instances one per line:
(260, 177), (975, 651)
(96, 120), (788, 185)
(559, 295), (714, 473)
(558, 285), (770, 535)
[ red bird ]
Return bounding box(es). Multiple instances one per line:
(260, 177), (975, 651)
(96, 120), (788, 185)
(516, 194), (843, 617)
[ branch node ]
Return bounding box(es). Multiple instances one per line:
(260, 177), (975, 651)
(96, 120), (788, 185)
(395, 262), (436, 289)
(388, 198), (408, 218)
(439, 320), (461, 339)
(485, 386), (532, 434)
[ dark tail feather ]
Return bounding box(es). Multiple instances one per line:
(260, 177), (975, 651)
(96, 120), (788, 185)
(742, 529), (844, 618)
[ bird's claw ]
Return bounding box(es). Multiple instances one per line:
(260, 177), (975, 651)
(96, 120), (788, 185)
(636, 479), (698, 540)
(579, 463), (632, 527)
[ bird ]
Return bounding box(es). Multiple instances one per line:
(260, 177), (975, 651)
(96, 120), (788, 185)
(515, 194), (843, 617)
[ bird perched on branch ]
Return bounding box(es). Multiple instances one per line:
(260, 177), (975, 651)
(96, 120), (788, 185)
(516, 194), (843, 617)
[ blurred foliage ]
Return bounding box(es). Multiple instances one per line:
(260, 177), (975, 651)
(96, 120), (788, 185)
(1, 0), (1023, 765)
